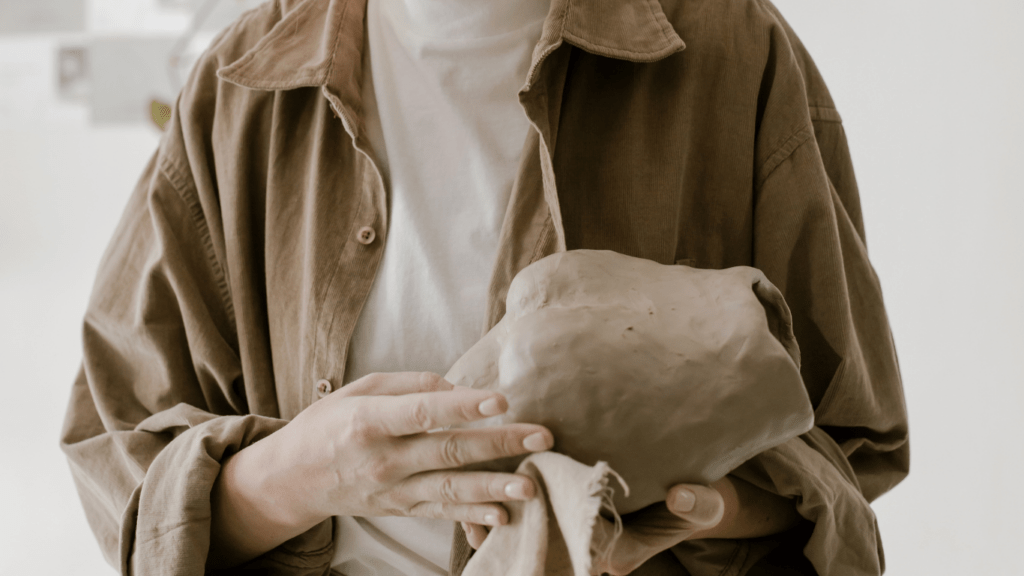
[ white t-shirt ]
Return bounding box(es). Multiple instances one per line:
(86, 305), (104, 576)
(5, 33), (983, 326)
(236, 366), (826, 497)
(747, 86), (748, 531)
(331, 0), (550, 574)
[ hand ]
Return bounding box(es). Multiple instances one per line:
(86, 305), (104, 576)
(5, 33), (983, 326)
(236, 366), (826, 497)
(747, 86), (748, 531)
(210, 372), (553, 566)
(279, 372), (553, 525)
(462, 480), (726, 576)
(589, 482), (726, 575)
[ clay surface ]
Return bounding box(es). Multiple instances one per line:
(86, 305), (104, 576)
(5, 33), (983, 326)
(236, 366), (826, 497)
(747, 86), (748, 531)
(447, 250), (814, 514)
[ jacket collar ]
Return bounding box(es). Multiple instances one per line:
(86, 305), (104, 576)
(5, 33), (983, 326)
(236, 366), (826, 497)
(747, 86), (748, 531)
(217, 0), (685, 94)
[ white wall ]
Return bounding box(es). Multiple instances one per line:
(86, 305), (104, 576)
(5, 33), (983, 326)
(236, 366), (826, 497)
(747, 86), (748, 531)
(1, 1), (1021, 574)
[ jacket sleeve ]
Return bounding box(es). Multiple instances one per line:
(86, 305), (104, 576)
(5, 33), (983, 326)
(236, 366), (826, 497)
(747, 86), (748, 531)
(670, 15), (909, 576)
(736, 108), (909, 575)
(58, 51), (335, 576)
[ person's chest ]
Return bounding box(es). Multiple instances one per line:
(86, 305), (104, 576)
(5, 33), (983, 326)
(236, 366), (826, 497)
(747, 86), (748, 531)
(213, 43), (762, 421)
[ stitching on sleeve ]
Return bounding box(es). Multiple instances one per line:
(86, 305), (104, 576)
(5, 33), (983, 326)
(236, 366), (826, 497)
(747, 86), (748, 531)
(757, 125), (813, 189)
(157, 155), (238, 337)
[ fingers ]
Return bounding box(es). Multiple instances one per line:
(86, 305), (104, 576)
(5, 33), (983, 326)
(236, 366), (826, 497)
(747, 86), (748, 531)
(340, 371), (454, 399)
(370, 387), (513, 436)
(462, 522), (489, 549)
(407, 501), (510, 527)
(591, 483), (728, 576)
(395, 425), (553, 473)
(398, 471), (536, 506)
(666, 484), (724, 531)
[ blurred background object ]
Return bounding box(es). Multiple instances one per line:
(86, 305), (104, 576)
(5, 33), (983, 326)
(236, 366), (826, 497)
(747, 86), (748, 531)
(151, 98), (172, 130)
(56, 44), (89, 102)
(1, 0), (1022, 575)
(0, 0), (262, 128)
(0, 0), (86, 35)
(90, 36), (176, 124)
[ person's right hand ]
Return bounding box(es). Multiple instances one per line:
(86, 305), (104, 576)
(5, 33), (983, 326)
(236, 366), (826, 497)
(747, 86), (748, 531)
(258, 371), (553, 531)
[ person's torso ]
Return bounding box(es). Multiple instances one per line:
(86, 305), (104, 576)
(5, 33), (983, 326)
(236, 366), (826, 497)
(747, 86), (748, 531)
(330, 0), (548, 572)
(197, 0), (834, 485)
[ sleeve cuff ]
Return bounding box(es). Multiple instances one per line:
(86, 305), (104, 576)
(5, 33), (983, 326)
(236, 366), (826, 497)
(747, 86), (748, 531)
(121, 406), (335, 575)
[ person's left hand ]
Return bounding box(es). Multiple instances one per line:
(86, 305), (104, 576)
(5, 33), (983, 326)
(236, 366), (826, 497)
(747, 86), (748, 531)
(462, 479), (727, 576)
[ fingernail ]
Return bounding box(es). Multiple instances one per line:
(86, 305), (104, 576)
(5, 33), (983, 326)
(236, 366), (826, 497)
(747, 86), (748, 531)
(672, 489), (696, 513)
(478, 397), (505, 417)
(505, 481), (530, 499)
(522, 432), (551, 452)
(484, 513), (500, 526)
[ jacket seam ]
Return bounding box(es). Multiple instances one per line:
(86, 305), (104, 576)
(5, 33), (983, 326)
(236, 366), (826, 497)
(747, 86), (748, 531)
(158, 155), (238, 336)
(529, 213), (553, 264)
(322, 0), (349, 89)
(217, 0), (329, 90)
(643, 0), (674, 46)
(220, 74), (326, 91)
(213, 0), (283, 84)
(756, 124), (814, 189)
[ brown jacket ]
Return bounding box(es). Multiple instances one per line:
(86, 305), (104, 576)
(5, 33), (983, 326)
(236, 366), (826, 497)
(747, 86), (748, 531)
(60, 0), (909, 574)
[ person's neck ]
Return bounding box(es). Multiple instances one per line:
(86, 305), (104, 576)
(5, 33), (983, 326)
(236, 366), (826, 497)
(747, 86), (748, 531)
(386, 0), (551, 39)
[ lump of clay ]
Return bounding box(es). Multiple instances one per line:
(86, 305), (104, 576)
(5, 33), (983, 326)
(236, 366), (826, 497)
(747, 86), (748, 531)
(447, 250), (815, 514)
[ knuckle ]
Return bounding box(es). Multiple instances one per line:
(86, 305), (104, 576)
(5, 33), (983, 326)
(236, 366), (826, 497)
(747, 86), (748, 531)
(427, 371), (453, 391)
(358, 372), (386, 394)
(364, 459), (394, 484)
(418, 372), (441, 390)
(439, 434), (467, 468)
(497, 430), (523, 457)
(347, 413), (376, 444)
(370, 492), (408, 517)
(409, 399), (435, 431)
(408, 501), (441, 519)
(353, 373), (382, 393)
(437, 475), (460, 504)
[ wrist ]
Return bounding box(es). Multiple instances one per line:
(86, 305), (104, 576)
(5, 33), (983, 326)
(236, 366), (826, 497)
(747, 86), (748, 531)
(208, 429), (326, 567)
(231, 426), (327, 530)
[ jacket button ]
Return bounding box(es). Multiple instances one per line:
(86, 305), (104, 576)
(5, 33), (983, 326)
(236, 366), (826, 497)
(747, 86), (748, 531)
(356, 226), (376, 245)
(315, 379), (333, 397)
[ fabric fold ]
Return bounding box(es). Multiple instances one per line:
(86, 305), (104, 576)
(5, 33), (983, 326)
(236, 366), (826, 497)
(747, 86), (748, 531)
(127, 411), (336, 574)
(462, 451), (625, 576)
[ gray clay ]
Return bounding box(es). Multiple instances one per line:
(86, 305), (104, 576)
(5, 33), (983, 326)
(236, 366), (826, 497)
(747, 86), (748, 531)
(447, 250), (814, 514)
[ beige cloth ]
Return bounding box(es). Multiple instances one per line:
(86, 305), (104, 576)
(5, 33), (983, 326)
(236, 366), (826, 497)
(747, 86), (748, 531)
(462, 452), (621, 576)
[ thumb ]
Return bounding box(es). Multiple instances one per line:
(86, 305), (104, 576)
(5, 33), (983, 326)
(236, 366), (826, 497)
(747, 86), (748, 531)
(666, 484), (725, 531)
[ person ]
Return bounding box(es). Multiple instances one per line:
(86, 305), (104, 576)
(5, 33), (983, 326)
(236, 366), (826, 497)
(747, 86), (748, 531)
(60, 0), (909, 574)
